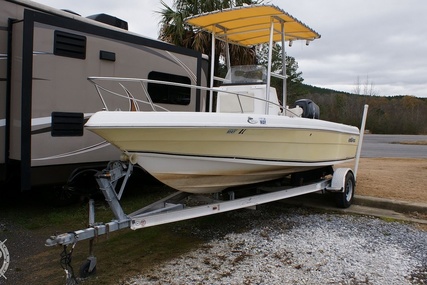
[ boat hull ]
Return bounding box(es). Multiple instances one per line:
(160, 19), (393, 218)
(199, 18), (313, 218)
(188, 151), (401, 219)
(131, 152), (353, 193)
(86, 111), (360, 193)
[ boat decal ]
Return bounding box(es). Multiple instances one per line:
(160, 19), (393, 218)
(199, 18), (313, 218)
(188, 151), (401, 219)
(247, 117), (258, 124)
(32, 141), (111, 161)
(226, 129), (246, 134)
(259, 117), (266, 125)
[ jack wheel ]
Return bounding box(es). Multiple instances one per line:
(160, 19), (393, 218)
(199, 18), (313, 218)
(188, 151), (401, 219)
(335, 171), (355, 208)
(79, 259), (97, 278)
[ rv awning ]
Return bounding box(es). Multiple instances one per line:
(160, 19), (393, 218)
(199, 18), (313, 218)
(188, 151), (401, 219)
(185, 5), (321, 47)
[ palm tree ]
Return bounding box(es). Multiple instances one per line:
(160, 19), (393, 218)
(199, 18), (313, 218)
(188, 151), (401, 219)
(157, 0), (261, 77)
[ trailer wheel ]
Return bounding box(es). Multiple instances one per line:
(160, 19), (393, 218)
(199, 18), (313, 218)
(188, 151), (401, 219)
(335, 171), (355, 208)
(79, 259), (96, 278)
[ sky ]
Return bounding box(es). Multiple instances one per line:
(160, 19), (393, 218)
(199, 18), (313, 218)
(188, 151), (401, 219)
(34, 0), (427, 98)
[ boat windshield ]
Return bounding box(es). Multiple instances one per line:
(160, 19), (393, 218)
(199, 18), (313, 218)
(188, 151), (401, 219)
(224, 65), (267, 84)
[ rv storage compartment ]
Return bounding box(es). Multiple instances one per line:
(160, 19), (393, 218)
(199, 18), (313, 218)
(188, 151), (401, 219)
(295, 99), (320, 119)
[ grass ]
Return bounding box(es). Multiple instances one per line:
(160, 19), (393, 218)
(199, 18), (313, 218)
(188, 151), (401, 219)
(0, 181), (214, 284)
(79, 225), (204, 284)
(379, 216), (400, 223)
(1, 179), (282, 284)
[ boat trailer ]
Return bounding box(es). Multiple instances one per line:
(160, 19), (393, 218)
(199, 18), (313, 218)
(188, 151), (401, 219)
(46, 106), (368, 283)
(46, 161), (352, 282)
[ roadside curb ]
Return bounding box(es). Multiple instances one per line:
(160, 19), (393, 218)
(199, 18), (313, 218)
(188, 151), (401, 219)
(354, 195), (427, 214)
(281, 193), (427, 225)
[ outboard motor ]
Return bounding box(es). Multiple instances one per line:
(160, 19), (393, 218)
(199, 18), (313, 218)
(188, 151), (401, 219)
(294, 99), (320, 119)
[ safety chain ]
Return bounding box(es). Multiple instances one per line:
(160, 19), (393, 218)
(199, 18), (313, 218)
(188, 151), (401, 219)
(60, 241), (78, 285)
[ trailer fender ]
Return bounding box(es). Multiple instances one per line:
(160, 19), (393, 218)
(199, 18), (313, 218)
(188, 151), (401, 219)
(326, 168), (354, 193)
(327, 168), (356, 208)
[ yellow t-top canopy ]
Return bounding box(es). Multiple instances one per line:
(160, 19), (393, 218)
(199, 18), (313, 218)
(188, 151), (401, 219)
(185, 5), (320, 47)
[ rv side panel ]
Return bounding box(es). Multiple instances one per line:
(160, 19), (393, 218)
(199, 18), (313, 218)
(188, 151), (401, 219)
(3, 1), (208, 191)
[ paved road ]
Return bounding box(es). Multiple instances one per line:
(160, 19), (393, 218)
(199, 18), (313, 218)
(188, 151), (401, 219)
(361, 134), (427, 158)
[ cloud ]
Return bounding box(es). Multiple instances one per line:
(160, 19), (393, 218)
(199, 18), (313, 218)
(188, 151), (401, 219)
(282, 0), (427, 97)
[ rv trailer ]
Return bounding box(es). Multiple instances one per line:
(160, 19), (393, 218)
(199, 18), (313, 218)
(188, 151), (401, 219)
(0, 0), (209, 192)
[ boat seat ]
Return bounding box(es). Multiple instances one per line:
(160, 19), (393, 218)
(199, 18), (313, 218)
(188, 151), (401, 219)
(284, 106), (303, 117)
(216, 84), (281, 115)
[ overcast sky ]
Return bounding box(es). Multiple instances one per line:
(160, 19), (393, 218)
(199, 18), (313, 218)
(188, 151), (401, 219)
(35, 0), (427, 98)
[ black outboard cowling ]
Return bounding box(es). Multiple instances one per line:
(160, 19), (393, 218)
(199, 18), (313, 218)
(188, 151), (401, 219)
(87, 14), (128, 30)
(295, 99), (320, 119)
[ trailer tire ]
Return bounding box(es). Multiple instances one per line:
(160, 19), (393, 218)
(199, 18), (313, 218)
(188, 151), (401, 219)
(335, 171), (355, 208)
(79, 259), (96, 278)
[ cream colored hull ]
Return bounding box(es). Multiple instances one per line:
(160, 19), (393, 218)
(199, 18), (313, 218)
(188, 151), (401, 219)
(132, 153), (354, 193)
(86, 111), (360, 193)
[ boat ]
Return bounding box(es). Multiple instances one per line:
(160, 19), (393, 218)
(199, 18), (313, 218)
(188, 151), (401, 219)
(85, 5), (361, 194)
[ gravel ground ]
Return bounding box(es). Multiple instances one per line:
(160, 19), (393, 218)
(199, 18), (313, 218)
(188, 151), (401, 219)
(124, 209), (427, 285)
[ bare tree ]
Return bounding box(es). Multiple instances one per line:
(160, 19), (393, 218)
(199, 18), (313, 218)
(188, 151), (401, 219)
(353, 75), (377, 96)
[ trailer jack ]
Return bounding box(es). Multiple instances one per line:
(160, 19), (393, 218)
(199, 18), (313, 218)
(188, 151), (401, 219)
(46, 159), (133, 282)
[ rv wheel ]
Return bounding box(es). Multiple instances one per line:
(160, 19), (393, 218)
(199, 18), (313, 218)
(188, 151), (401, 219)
(335, 171), (355, 208)
(51, 184), (80, 206)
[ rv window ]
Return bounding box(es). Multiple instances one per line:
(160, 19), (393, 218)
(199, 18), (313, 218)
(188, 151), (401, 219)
(147, 72), (191, 105)
(54, 31), (87, 59)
